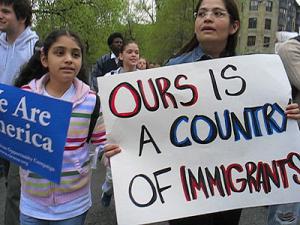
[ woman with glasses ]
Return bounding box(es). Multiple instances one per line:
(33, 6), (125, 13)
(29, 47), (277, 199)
(166, 0), (300, 225)
(167, 2), (240, 224)
(166, 0), (239, 66)
(104, 0), (300, 224)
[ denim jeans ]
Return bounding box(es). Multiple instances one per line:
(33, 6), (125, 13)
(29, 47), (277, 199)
(20, 211), (88, 225)
(268, 203), (300, 225)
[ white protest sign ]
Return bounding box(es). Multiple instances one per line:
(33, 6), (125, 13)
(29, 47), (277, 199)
(98, 54), (300, 225)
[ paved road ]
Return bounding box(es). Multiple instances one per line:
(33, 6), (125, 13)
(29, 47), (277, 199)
(0, 163), (267, 225)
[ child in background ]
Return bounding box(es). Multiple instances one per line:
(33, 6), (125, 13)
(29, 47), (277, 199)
(14, 29), (106, 225)
(137, 57), (149, 70)
(101, 40), (140, 207)
(105, 39), (140, 76)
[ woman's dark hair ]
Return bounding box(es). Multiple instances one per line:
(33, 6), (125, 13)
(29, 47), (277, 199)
(0, 0), (32, 27)
(174, 0), (240, 58)
(15, 29), (88, 88)
(120, 39), (138, 53)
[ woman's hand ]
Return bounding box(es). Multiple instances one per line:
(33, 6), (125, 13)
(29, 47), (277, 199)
(104, 144), (121, 158)
(285, 103), (300, 120)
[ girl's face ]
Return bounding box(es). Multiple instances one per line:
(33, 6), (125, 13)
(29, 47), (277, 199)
(194, 0), (239, 48)
(119, 43), (139, 69)
(41, 35), (82, 84)
(137, 58), (147, 70)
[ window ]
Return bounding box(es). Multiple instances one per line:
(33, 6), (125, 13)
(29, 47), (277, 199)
(247, 36), (256, 46)
(248, 18), (257, 29)
(279, 8), (287, 20)
(265, 19), (271, 30)
(249, 0), (258, 11)
(266, 1), (273, 12)
(264, 37), (270, 47)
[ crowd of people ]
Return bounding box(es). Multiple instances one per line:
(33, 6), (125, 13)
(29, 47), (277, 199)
(0, 0), (299, 224)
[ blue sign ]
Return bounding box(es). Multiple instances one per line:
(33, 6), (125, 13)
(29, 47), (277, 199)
(0, 83), (72, 183)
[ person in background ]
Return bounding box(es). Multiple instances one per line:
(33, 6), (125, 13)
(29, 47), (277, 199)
(101, 39), (140, 207)
(14, 29), (106, 225)
(274, 31), (298, 54)
(267, 36), (300, 225)
(105, 39), (140, 76)
(137, 57), (149, 70)
(90, 32), (123, 92)
(0, 0), (39, 224)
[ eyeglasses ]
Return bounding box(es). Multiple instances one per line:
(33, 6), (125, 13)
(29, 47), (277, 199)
(194, 9), (229, 19)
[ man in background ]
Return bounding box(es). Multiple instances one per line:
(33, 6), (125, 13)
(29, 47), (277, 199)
(0, 0), (39, 224)
(91, 32), (124, 92)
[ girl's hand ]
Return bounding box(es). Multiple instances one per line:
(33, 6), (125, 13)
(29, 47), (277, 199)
(285, 103), (300, 120)
(104, 144), (121, 158)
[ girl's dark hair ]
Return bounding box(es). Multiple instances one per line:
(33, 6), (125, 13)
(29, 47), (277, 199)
(120, 39), (138, 53)
(174, 0), (240, 58)
(15, 29), (88, 88)
(0, 0), (32, 27)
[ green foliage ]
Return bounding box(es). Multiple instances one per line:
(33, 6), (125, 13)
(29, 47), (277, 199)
(33, 0), (197, 66)
(127, 0), (195, 64)
(33, 0), (124, 65)
(150, 0), (195, 64)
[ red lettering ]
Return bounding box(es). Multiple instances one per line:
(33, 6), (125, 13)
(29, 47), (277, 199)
(175, 74), (198, 107)
(109, 82), (141, 118)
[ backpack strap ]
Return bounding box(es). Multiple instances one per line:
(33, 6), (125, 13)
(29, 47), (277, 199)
(87, 94), (100, 143)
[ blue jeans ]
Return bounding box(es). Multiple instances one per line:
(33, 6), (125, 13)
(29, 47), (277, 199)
(20, 211), (88, 225)
(268, 203), (300, 225)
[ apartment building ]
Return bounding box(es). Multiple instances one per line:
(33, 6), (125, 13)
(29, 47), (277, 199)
(236, 0), (299, 54)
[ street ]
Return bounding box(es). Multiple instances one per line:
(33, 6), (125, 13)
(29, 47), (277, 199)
(0, 163), (267, 225)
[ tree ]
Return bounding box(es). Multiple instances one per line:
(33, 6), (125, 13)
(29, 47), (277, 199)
(32, 0), (197, 66)
(32, 0), (124, 65)
(144, 0), (195, 64)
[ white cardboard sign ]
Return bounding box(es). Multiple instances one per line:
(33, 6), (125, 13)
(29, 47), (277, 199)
(98, 54), (300, 225)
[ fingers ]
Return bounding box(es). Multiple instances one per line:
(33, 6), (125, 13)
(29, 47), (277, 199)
(286, 103), (299, 110)
(286, 103), (300, 120)
(104, 144), (121, 158)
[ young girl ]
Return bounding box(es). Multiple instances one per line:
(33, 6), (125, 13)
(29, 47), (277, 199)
(100, 40), (140, 207)
(14, 29), (106, 225)
(105, 39), (140, 76)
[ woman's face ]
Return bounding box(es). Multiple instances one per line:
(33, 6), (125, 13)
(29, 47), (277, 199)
(119, 43), (139, 69)
(194, 0), (238, 48)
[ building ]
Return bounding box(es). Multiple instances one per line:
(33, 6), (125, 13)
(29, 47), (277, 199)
(237, 0), (299, 54)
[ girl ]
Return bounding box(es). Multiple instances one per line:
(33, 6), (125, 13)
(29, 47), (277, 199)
(100, 39), (140, 207)
(105, 39), (140, 76)
(15, 29), (106, 225)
